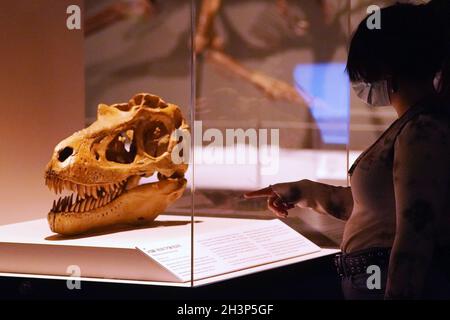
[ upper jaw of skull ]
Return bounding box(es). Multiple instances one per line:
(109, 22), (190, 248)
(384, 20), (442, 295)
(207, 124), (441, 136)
(45, 93), (188, 190)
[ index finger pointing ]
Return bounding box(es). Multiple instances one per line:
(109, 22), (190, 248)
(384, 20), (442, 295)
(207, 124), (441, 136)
(244, 186), (274, 199)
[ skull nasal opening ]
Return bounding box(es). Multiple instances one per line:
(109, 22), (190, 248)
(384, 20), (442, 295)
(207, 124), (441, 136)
(58, 146), (73, 162)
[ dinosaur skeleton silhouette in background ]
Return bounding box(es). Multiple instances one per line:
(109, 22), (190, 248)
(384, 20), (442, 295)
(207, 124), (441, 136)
(85, 0), (157, 36)
(194, 0), (310, 107)
(84, 0), (378, 108)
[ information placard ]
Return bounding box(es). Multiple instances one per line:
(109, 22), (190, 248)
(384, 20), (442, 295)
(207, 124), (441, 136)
(138, 219), (321, 282)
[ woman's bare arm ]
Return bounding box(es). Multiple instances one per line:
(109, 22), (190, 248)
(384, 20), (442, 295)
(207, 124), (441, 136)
(385, 115), (449, 299)
(300, 181), (353, 221)
(245, 180), (353, 221)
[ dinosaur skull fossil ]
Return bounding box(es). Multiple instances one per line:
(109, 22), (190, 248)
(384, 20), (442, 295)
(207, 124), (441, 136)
(44, 93), (189, 235)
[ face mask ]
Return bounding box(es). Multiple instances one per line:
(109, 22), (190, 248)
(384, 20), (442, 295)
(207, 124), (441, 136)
(352, 80), (392, 107)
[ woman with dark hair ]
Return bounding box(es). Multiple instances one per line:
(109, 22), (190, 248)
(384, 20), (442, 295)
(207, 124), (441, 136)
(245, 0), (450, 300)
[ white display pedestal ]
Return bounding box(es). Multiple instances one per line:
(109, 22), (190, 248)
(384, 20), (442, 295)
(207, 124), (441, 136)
(0, 215), (339, 287)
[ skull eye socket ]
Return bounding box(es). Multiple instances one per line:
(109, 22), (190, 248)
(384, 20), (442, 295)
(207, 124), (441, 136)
(58, 146), (73, 162)
(112, 103), (132, 112)
(105, 130), (137, 164)
(143, 121), (170, 157)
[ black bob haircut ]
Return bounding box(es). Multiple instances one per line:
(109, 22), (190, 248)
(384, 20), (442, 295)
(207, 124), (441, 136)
(346, 0), (450, 93)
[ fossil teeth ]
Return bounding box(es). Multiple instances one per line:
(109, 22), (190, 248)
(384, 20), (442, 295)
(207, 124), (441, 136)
(85, 199), (91, 211)
(92, 187), (99, 199)
(56, 198), (62, 212)
(62, 197), (68, 211)
(74, 202), (81, 212)
(89, 199), (94, 210)
(80, 185), (86, 198)
(91, 186), (96, 197)
(78, 200), (85, 213)
(84, 199), (90, 211)
(91, 198), (97, 210)
(77, 185), (84, 199)
(85, 186), (91, 197)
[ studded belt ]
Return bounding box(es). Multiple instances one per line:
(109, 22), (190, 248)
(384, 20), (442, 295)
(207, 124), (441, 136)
(334, 247), (391, 277)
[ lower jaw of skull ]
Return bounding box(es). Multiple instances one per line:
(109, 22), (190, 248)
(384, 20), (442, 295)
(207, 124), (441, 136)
(47, 175), (187, 236)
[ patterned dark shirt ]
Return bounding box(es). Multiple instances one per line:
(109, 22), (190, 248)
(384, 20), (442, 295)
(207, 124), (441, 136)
(343, 100), (450, 254)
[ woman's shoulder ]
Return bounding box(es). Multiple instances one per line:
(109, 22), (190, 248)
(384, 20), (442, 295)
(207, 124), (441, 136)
(397, 105), (450, 149)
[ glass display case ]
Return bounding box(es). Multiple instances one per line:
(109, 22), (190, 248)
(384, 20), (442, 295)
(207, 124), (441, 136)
(0, 0), (402, 287)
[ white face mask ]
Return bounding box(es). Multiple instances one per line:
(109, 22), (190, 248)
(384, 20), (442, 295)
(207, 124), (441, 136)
(352, 80), (392, 107)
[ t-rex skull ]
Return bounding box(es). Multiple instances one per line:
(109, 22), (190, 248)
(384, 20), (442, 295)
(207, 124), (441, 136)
(44, 93), (189, 235)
